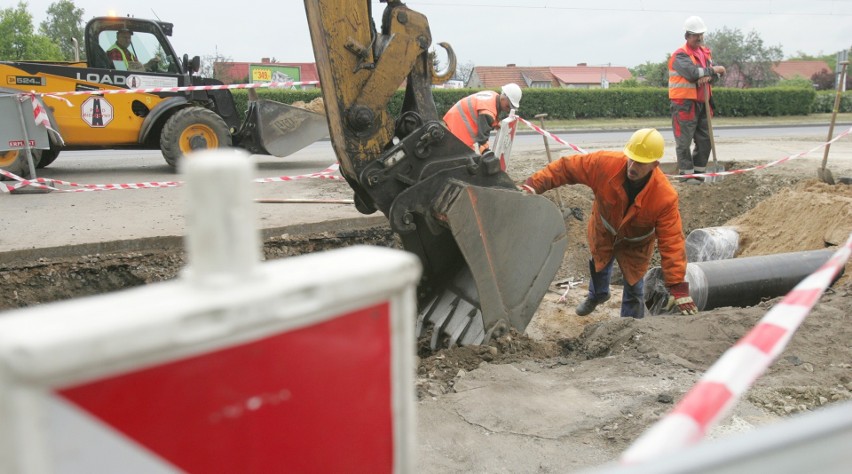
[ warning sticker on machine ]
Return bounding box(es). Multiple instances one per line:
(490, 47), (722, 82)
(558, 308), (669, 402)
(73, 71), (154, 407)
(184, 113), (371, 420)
(126, 74), (178, 89)
(81, 96), (114, 128)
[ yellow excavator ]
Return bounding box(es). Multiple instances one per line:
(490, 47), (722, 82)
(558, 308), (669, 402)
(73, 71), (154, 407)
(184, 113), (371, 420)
(305, 0), (568, 348)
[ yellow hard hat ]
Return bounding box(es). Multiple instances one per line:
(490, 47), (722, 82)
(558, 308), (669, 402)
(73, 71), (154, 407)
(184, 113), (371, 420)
(623, 128), (664, 163)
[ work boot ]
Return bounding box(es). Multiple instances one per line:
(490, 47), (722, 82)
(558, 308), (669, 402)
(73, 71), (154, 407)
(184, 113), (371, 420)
(684, 178), (703, 185)
(575, 294), (611, 316)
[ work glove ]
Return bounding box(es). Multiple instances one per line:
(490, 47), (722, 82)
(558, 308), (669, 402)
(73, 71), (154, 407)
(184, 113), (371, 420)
(477, 142), (490, 155)
(517, 184), (536, 195)
(665, 281), (698, 315)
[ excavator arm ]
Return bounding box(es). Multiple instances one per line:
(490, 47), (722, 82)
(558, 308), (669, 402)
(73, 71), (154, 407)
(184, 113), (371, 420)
(305, 0), (567, 348)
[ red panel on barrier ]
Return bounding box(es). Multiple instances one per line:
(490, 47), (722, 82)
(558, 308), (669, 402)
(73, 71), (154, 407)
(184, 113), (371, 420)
(57, 302), (394, 473)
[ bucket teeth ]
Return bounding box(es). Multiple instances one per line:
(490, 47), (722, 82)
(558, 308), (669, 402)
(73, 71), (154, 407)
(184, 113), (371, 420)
(420, 287), (486, 349)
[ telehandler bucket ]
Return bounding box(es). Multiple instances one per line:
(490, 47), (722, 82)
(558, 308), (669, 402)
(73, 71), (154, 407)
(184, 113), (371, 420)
(237, 99), (329, 157)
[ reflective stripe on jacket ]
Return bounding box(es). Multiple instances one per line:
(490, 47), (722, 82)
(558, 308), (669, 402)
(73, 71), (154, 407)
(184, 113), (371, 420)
(668, 43), (712, 100)
(524, 151), (687, 286)
(107, 44), (138, 65)
(443, 91), (499, 149)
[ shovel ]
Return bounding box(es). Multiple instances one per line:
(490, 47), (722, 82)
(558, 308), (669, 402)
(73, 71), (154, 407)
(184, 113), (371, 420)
(703, 83), (723, 183)
(817, 60), (848, 185)
(534, 113), (569, 217)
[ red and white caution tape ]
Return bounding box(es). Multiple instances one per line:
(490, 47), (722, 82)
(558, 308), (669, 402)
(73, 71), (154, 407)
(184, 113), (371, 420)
(673, 125), (852, 179)
(518, 118), (851, 180)
(620, 232), (852, 465)
(518, 117), (589, 154)
(40, 80), (319, 98)
(0, 163), (343, 194)
(253, 163), (344, 183)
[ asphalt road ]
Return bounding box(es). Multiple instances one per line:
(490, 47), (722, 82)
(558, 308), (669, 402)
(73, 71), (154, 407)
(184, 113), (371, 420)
(2, 124), (850, 259)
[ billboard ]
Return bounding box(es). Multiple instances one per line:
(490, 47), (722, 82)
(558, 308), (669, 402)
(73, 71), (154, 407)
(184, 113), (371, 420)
(249, 65), (301, 87)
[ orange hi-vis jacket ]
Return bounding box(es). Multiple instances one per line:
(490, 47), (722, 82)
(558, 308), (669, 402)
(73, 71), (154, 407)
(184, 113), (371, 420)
(668, 42), (712, 100)
(524, 151), (687, 286)
(443, 90), (500, 149)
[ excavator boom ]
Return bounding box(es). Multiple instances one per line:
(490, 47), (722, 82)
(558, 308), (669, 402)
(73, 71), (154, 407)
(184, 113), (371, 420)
(304, 0), (567, 347)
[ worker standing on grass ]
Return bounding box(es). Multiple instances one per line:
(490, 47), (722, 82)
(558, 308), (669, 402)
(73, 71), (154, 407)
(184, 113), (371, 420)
(669, 16), (726, 184)
(443, 83), (522, 154)
(519, 128), (698, 318)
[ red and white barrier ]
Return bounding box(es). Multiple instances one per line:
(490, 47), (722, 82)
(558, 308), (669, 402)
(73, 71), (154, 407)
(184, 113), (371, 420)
(0, 150), (421, 473)
(620, 232), (852, 465)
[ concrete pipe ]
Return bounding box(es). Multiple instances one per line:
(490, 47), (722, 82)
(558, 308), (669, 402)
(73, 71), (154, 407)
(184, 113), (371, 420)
(686, 226), (739, 263)
(644, 248), (844, 315)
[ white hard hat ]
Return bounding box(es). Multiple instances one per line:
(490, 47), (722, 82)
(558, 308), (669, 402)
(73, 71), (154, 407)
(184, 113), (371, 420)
(684, 16), (707, 34)
(501, 83), (522, 109)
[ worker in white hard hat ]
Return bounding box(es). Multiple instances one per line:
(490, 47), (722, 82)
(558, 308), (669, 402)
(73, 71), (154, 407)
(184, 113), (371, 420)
(443, 83), (521, 154)
(519, 129), (697, 318)
(669, 15), (726, 184)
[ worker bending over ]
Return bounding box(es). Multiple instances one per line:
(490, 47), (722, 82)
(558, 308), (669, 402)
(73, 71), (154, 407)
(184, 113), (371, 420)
(520, 128), (698, 318)
(443, 83), (521, 154)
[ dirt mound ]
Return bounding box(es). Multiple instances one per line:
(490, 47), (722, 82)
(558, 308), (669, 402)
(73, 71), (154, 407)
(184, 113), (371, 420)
(290, 97), (326, 115)
(730, 179), (852, 253)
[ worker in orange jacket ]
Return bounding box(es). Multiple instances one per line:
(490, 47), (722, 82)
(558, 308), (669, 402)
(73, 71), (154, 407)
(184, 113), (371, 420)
(443, 83), (521, 154)
(519, 128), (697, 318)
(669, 16), (726, 183)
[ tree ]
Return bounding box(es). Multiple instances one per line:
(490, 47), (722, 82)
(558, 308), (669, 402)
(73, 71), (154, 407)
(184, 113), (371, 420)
(39, 0), (85, 61)
(629, 58), (668, 87)
(201, 50), (232, 80)
(454, 60), (475, 84)
(0, 2), (63, 61)
(705, 27), (783, 88)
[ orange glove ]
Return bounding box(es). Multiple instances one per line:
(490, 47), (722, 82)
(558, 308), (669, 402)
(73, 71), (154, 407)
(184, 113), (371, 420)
(477, 142), (490, 154)
(666, 282), (697, 315)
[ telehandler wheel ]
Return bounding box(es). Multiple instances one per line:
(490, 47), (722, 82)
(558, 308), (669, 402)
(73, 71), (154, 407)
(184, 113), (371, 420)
(0, 149), (41, 180)
(36, 147), (60, 169)
(160, 107), (232, 168)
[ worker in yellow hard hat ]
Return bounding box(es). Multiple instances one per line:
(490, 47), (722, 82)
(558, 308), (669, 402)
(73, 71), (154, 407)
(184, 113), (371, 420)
(519, 128), (697, 318)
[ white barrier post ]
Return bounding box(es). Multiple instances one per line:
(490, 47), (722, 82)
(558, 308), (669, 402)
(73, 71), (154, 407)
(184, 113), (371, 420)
(0, 149), (421, 473)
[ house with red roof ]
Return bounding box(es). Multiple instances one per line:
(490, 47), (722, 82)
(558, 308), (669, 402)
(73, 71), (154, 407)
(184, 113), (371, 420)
(771, 60), (831, 81)
(467, 64), (632, 89)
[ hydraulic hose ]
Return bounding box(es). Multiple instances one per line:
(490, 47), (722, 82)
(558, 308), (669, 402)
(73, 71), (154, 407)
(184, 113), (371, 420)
(645, 248), (844, 315)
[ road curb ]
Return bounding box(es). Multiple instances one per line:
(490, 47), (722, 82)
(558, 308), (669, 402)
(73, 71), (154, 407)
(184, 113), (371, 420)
(0, 216), (389, 266)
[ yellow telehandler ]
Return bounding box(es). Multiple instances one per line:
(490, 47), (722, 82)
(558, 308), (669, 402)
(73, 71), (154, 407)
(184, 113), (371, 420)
(0, 16), (327, 178)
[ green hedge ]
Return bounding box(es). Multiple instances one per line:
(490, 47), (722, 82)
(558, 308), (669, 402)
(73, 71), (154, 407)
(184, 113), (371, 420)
(812, 90), (852, 113)
(231, 86), (830, 123)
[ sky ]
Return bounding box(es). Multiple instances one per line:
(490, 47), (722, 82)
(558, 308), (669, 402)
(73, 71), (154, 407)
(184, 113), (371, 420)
(20, 0), (852, 70)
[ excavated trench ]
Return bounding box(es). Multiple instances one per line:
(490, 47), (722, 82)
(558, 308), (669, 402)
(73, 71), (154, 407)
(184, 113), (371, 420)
(0, 226), (399, 311)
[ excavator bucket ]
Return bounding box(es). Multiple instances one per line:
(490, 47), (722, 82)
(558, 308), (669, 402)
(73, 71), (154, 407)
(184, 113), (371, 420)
(415, 184), (568, 348)
(237, 99), (329, 157)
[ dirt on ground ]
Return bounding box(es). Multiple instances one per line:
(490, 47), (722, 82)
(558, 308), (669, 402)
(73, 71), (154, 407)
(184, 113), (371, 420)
(1, 135), (851, 471)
